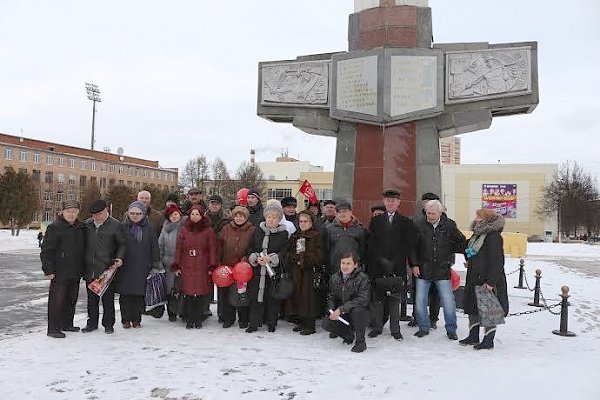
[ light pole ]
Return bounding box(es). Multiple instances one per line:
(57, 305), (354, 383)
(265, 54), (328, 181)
(85, 82), (102, 150)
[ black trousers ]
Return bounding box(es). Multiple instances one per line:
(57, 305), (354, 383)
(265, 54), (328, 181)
(47, 278), (80, 333)
(249, 296), (280, 328)
(321, 306), (370, 342)
(85, 280), (116, 329)
(119, 294), (144, 323)
(221, 299), (250, 326)
(185, 295), (209, 324)
(411, 278), (440, 322)
(371, 295), (401, 334)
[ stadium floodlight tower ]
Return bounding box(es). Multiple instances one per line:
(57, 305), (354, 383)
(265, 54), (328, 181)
(85, 82), (102, 150)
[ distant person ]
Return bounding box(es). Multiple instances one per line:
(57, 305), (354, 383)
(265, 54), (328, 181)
(181, 187), (208, 216)
(205, 195), (230, 235)
(281, 196), (299, 230)
(135, 190), (163, 234)
(320, 200), (337, 229)
(41, 200), (86, 338)
(307, 202), (323, 232)
(82, 200), (127, 334)
(460, 209), (509, 350)
(37, 231), (44, 248)
(245, 188), (264, 227)
(321, 251), (371, 353)
(118, 201), (161, 329)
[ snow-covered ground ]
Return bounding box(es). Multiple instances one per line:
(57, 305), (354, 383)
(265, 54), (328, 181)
(0, 229), (39, 253)
(1, 232), (599, 400)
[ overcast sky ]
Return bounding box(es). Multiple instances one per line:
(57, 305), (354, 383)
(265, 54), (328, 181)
(1, 1), (599, 178)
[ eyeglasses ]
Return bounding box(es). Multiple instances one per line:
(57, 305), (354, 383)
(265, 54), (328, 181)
(129, 212), (143, 216)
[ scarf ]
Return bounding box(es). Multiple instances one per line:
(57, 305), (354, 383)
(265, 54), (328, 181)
(465, 216), (506, 259)
(257, 222), (287, 303)
(129, 223), (143, 243)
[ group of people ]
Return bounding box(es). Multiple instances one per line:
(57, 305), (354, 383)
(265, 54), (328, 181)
(40, 187), (509, 353)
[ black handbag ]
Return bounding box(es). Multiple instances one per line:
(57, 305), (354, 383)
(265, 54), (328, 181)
(271, 273), (293, 300)
(312, 265), (329, 291)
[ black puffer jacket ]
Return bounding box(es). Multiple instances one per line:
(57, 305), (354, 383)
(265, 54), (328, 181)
(83, 216), (127, 281)
(247, 203), (264, 227)
(327, 269), (371, 314)
(415, 214), (466, 281)
(323, 217), (367, 274)
(40, 216), (86, 281)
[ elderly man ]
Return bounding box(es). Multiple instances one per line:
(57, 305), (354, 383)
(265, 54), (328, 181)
(413, 200), (466, 340)
(135, 190), (163, 234)
(82, 199), (127, 334)
(41, 200), (86, 338)
(320, 200), (337, 230)
(182, 187), (208, 216)
(366, 189), (418, 340)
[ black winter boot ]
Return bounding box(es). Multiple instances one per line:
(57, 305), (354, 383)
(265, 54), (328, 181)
(351, 340), (367, 353)
(474, 328), (495, 350)
(459, 322), (480, 346)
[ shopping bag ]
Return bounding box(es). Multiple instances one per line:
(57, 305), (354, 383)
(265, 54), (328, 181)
(87, 265), (118, 297)
(475, 285), (506, 327)
(145, 273), (168, 311)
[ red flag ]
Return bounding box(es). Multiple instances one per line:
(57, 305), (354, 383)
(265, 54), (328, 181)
(299, 180), (318, 204)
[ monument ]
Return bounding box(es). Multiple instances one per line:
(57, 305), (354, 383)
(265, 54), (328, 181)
(257, 0), (538, 223)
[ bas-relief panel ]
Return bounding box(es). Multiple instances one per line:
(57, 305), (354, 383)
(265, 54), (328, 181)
(447, 47), (532, 103)
(261, 61), (329, 105)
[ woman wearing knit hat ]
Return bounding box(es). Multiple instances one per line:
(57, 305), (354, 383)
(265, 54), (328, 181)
(245, 199), (290, 333)
(218, 206), (256, 329)
(158, 204), (187, 322)
(118, 201), (161, 329)
(172, 204), (218, 329)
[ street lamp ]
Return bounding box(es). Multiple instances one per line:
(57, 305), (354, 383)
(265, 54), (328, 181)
(85, 82), (102, 150)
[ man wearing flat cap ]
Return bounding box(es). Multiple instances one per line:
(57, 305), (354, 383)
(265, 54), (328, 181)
(280, 196), (299, 230)
(366, 189), (418, 341)
(320, 200), (337, 230)
(323, 200), (367, 275)
(82, 199), (127, 334)
(41, 200), (86, 338)
(182, 187), (208, 216)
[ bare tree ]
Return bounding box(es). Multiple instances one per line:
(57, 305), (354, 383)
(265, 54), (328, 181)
(210, 157), (236, 205)
(180, 155), (210, 192)
(0, 168), (40, 235)
(234, 161), (265, 195)
(79, 181), (101, 221)
(538, 161), (599, 237)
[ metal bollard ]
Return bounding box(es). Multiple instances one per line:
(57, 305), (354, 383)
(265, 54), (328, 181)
(552, 286), (576, 337)
(514, 259), (526, 289)
(528, 269), (544, 307)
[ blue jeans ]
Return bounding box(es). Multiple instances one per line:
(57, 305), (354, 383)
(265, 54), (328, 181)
(415, 279), (457, 334)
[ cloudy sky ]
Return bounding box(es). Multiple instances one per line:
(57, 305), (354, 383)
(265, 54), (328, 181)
(1, 1), (599, 178)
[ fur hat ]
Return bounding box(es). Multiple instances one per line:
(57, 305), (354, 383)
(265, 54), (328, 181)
(232, 205), (250, 219)
(280, 197), (297, 208)
(263, 199), (284, 218)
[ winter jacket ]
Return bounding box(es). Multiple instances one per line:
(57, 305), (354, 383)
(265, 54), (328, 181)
(117, 217), (160, 296)
(366, 212), (419, 280)
(84, 216), (127, 281)
(415, 214), (466, 281)
(172, 218), (218, 296)
(40, 216), (86, 281)
(147, 207), (164, 236)
(158, 216), (187, 292)
(323, 217), (367, 274)
(219, 221), (256, 266)
(286, 228), (323, 318)
(463, 217), (509, 316)
(247, 203), (264, 227)
(206, 210), (231, 235)
(327, 269), (371, 314)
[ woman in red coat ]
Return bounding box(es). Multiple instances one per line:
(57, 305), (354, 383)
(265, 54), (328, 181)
(173, 205), (217, 329)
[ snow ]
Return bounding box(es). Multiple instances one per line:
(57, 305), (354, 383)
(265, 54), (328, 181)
(1, 238), (599, 399)
(0, 229), (40, 253)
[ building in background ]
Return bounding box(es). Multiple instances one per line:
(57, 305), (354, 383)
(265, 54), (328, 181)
(0, 132), (178, 225)
(440, 137), (461, 165)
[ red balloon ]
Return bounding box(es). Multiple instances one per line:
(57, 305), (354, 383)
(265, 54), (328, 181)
(237, 188), (249, 206)
(451, 268), (461, 291)
(212, 265), (234, 287)
(233, 261), (253, 283)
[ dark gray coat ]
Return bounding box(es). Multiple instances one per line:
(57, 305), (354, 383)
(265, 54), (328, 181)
(327, 269), (371, 314)
(84, 216), (127, 281)
(40, 216), (86, 281)
(323, 217), (367, 274)
(158, 217), (187, 292)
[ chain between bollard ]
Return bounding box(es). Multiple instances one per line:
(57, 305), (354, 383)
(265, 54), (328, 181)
(538, 288), (563, 316)
(522, 272), (536, 292)
(505, 267), (520, 276)
(507, 302), (561, 317)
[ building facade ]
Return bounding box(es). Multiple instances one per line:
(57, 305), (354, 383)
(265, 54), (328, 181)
(0, 133), (178, 225)
(440, 137), (461, 165)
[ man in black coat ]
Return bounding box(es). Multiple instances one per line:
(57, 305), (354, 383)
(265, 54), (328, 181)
(246, 188), (264, 228)
(41, 200), (86, 338)
(412, 200), (466, 340)
(366, 189), (418, 340)
(82, 199), (127, 334)
(281, 196), (299, 230)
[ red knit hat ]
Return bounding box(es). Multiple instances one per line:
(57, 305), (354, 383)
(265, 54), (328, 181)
(165, 204), (182, 218)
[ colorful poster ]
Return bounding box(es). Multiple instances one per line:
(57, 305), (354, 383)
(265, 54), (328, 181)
(481, 184), (517, 218)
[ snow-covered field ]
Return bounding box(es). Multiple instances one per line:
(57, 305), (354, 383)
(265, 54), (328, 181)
(0, 229), (39, 253)
(0, 230), (599, 399)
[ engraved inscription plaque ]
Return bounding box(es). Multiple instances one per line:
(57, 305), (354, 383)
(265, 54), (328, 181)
(335, 55), (378, 116)
(447, 47), (532, 103)
(390, 55), (437, 117)
(261, 61), (329, 105)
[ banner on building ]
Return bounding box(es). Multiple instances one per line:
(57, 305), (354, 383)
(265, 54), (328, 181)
(481, 184), (517, 218)
(299, 180), (318, 204)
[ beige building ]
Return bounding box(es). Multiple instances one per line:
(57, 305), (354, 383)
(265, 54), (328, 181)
(442, 164), (558, 239)
(440, 137), (461, 165)
(1, 132), (178, 224)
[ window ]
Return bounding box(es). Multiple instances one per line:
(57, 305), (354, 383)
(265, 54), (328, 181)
(80, 176), (87, 187)
(68, 175), (76, 185)
(58, 157), (65, 167)
(69, 159), (75, 168)
(100, 177), (106, 188)
(110, 164), (115, 173)
(34, 153), (40, 164)
(100, 163), (107, 173)
(56, 192), (64, 202)
(81, 160), (86, 170)
(57, 173), (65, 184)
(19, 150), (28, 162)
(143, 169), (148, 178)
(128, 167), (132, 176)
(67, 191), (76, 200)
(46, 154), (53, 165)
(4, 147), (13, 160)
(44, 210), (52, 222)
(118, 166), (124, 174)
(44, 191), (53, 201)
(44, 171), (53, 184)
(90, 176), (97, 184)
(32, 170), (41, 182)
(90, 162), (96, 171)
(18, 168), (27, 174)
(267, 188), (293, 200)
(315, 189), (333, 201)
(135, 168), (140, 177)
(119, 179), (124, 185)
(157, 171), (162, 180)
(109, 178), (115, 186)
